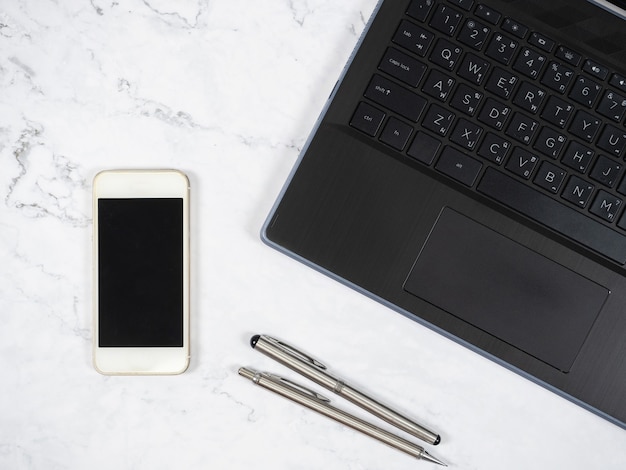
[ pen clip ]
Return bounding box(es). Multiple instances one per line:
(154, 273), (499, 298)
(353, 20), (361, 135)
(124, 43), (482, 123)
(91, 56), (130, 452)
(264, 372), (331, 403)
(263, 335), (327, 370)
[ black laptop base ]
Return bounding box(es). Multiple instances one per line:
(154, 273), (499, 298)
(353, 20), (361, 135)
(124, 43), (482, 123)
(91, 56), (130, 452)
(263, 0), (626, 429)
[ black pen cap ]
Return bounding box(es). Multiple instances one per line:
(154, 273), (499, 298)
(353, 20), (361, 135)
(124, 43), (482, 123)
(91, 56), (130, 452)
(250, 334), (261, 348)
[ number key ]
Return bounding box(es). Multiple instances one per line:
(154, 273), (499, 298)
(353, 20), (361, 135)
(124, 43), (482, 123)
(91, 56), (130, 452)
(429, 4), (463, 36)
(513, 47), (546, 79)
(486, 33), (518, 65)
(569, 76), (602, 108)
(458, 18), (490, 50)
(541, 61), (574, 94)
(597, 90), (626, 122)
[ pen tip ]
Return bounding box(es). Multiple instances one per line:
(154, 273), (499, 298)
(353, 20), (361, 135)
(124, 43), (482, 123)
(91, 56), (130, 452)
(250, 335), (260, 348)
(433, 434), (441, 446)
(421, 450), (447, 466)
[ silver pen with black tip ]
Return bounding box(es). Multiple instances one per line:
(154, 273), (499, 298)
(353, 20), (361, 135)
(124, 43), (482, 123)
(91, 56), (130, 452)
(238, 367), (446, 466)
(250, 334), (441, 446)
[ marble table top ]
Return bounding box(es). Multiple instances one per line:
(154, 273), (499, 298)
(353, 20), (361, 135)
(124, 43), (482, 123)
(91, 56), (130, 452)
(1, 0), (624, 468)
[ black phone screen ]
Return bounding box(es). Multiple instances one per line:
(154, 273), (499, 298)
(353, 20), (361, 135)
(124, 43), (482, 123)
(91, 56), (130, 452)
(98, 198), (183, 347)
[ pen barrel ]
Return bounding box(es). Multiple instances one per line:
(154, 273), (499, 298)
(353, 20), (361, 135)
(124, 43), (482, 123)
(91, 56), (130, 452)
(253, 335), (340, 389)
(253, 335), (440, 445)
(339, 384), (440, 446)
(238, 367), (429, 462)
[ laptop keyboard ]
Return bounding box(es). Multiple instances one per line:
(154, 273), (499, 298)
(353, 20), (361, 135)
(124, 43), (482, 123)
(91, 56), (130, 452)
(350, 0), (626, 265)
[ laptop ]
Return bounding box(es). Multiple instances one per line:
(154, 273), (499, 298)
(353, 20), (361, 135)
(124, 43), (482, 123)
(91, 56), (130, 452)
(262, 0), (626, 429)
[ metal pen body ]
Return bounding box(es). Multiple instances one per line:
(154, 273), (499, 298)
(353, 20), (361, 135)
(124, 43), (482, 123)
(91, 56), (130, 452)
(238, 367), (443, 465)
(251, 334), (440, 445)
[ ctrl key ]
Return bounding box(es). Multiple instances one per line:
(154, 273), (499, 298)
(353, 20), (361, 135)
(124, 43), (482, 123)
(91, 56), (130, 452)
(350, 102), (385, 136)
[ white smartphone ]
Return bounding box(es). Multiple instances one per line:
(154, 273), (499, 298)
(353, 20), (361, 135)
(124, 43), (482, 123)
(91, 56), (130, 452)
(92, 169), (190, 375)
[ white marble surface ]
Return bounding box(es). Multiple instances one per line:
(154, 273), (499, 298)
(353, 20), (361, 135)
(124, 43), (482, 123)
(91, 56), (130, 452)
(1, 0), (625, 468)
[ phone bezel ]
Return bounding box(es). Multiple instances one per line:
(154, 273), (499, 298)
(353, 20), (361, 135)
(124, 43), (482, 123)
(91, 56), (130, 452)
(92, 169), (190, 375)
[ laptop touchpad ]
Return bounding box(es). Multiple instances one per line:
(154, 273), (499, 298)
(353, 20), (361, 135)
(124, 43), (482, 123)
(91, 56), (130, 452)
(403, 208), (609, 372)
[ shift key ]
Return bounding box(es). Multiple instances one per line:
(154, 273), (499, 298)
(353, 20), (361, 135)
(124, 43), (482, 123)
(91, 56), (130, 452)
(364, 74), (426, 122)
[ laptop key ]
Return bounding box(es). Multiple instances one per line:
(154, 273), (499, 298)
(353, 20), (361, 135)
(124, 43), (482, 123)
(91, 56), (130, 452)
(478, 97), (510, 130)
(474, 4), (501, 25)
(485, 33), (518, 65)
(583, 59), (609, 80)
(486, 67), (518, 99)
(541, 61), (574, 93)
(478, 132), (511, 164)
(422, 69), (456, 101)
(457, 53), (490, 85)
(406, 0), (435, 22)
(541, 95), (574, 128)
(505, 112), (539, 144)
(393, 20), (434, 57)
(561, 141), (594, 173)
(569, 76), (602, 108)
(610, 72), (626, 93)
(597, 90), (626, 122)
(448, 0), (474, 11)
(477, 168), (626, 264)
(555, 45), (582, 67)
(501, 18), (528, 39)
(364, 74), (427, 122)
(430, 38), (463, 70)
(436, 146), (482, 186)
(505, 147), (539, 179)
(569, 110), (601, 142)
(590, 155), (622, 188)
(350, 102), (385, 136)
(534, 161), (567, 193)
(590, 190), (622, 222)
(534, 127), (566, 159)
(450, 118), (483, 150)
(380, 117), (413, 150)
(528, 32), (555, 53)
(513, 47), (547, 79)
(562, 176), (594, 208)
(378, 47), (427, 87)
(422, 104), (455, 136)
(450, 83), (483, 115)
(512, 81), (546, 113)
(429, 4), (463, 36)
(458, 18), (490, 50)
(597, 124), (626, 157)
(407, 131), (441, 165)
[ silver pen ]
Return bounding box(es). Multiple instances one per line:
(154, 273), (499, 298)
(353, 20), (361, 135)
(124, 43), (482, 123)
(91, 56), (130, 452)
(250, 334), (441, 446)
(238, 367), (446, 466)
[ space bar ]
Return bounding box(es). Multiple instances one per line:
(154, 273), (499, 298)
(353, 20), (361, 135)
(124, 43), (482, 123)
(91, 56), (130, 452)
(477, 168), (626, 264)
